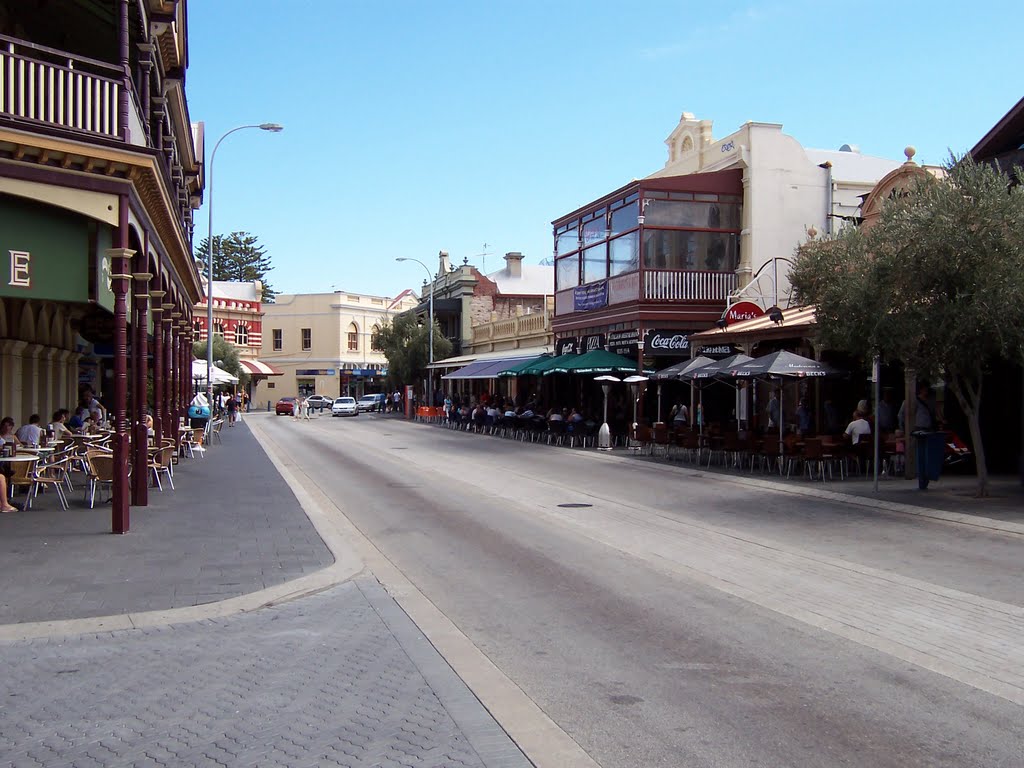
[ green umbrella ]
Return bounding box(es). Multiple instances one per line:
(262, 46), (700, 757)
(518, 353), (577, 376)
(543, 349), (652, 375)
(496, 354), (552, 377)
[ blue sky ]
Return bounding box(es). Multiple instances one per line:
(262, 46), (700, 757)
(187, 0), (1023, 300)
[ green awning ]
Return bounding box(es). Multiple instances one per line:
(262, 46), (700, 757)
(543, 349), (652, 375)
(496, 354), (552, 377)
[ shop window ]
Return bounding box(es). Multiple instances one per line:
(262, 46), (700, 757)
(301, 328), (311, 351)
(642, 230), (738, 271)
(609, 233), (639, 277)
(273, 328), (282, 351)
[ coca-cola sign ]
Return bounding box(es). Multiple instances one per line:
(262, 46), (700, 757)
(643, 329), (690, 356)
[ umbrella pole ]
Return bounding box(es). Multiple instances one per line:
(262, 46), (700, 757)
(657, 383), (662, 424)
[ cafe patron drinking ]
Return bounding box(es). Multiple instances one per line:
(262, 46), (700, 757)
(0, 0), (205, 532)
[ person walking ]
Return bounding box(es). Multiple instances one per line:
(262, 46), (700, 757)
(226, 396), (238, 427)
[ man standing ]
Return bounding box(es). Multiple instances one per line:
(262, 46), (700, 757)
(901, 384), (939, 490)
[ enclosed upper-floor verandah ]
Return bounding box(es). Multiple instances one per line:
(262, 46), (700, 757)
(552, 169), (743, 319)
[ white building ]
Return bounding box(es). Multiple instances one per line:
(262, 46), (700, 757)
(648, 112), (904, 309)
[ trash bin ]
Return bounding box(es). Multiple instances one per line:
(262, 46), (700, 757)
(914, 431), (946, 487)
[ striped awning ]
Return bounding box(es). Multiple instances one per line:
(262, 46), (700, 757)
(238, 359), (284, 376)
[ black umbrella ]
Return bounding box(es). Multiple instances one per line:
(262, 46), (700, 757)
(651, 355), (717, 381)
(679, 354), (754, 435)
(727, 351), (841, 455)
(728, 350), (837, 379)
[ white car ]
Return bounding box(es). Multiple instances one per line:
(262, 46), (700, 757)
(331, 397), (358, 417)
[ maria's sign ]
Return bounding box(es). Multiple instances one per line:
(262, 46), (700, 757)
(725, 301), (765, 323)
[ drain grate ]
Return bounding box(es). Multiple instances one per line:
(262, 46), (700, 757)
(390, 447), (407, 450)
(558, 503), (593, 508)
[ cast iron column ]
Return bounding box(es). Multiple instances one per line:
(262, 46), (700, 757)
(162, 304), (174, 441)
(108, 243), (134, 533)
(150, 289), (165, 445)
(131, 264), (152, 507)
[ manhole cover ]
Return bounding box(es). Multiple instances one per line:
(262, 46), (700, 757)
(558, 503), (593, 508)
(390, 447), (407, 450)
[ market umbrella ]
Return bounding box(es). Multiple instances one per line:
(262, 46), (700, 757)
(679, 354), (753, 436)
(496, 354), (552, 377)
(191, 358), (238, 386)
(727, 351), (840, 454)
(543, 349), (652, 375)
(519, 353), (576, 376)
(652, 355), (715, 381)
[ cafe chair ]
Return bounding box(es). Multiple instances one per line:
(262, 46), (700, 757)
(85, 452), (115, 508)
(148, 446), (175, 491)
(8, 457), (39, 509)
(32, 456), (70, 510)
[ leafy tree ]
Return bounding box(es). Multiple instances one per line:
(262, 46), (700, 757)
(192, 334), (250, 389)
(376, 312), (452, 391)
(791, 156), (1024, 496)
(195, 231), (276, 302)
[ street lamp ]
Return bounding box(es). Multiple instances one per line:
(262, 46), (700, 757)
(206, 122), (283, 401)
(395, 255), (436, 407)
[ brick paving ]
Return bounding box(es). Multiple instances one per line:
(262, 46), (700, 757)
(0, 420), (333, 624)
(0, 579), (529, 768)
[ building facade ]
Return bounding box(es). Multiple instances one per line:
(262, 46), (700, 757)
(551, 111), (904, 368)
(257, 290), (418, 403)
(0, 0), (204, 529)
(194, 279), (264, 360)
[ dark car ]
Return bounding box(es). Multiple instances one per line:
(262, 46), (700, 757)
(275, 397), (296, 416)
(305, 394), (333, 412)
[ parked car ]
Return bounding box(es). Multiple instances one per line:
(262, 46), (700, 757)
(356, 393), (387, 412)
(331, 397), (358, 417)
(275, 397), (296, 416)
(305, 394), (333, 412)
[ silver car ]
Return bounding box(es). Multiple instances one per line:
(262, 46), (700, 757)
(331, 397), (358, 417)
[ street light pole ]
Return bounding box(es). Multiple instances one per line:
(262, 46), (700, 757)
(205, 122), (283, 403)
(395, 256), (436, 407)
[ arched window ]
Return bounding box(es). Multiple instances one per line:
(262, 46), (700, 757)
(213, 322), (226, 338)
(347, 322), (359, 352)
(235, 324), (249, 345)
(370, 325), (382, 351)
(194, 321), (202, 335)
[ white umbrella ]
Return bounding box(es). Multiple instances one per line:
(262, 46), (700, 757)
(191, 359), (238, 385)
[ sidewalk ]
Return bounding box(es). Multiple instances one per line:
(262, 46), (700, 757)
(0, 419), (531, 768)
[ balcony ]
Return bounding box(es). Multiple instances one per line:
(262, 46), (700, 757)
(0, 35), (145, 145)
(555, 269), (737, 316)
(471, 310), (551, 352)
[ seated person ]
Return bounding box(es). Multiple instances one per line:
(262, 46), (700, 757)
(15, 414), (43, 446)
(568, 408), (584, 424)
(1, 416), (22, 447)
(844, 411), (872, 445)
(51, 410), (73, 440)
(547, 407), (564, 422)
(144, 413), (155, 437)
(68, 407), (87, 431)
(0, 473), (17, 512)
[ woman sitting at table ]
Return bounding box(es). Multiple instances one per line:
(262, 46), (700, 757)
(51, 410), (73, 440)
(0, 473), (18, 513)
(144, 412), (155, 437)
(1, 416), (22, 448)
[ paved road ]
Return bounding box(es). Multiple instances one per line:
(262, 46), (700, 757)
(256, 412), (1024, 768)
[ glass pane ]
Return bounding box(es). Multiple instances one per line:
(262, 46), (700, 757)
(556, 226), (580, 256)
(582, 217), (607, 247)
(556, 254), (580, 290)
(610, 201), (638, 236)
(609, 232), (639, 277)
(642, 200), (740, 229)
(642, 230), (738, 271)
(582, 244), (607, 284)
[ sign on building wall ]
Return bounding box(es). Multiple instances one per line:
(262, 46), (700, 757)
(725, 301), (765, 323)
(643, 329), (690, 356)
(581, 333), (606, 353)
(0, 196), (90, 303)
(607, 328), (640, 356)
(556, 337), (580, 355)
(573, 281), (607, 312)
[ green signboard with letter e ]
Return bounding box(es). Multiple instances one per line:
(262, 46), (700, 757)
(0, 194), (90, 303)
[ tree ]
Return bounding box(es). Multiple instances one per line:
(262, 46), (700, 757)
(194, 231), (276, 302)
(376, 312), (452, 392)
(791, 156), (1024, 496)
(192, 334), (250, 389)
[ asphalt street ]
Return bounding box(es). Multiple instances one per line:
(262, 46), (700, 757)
(256, 411), (1024, 768)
